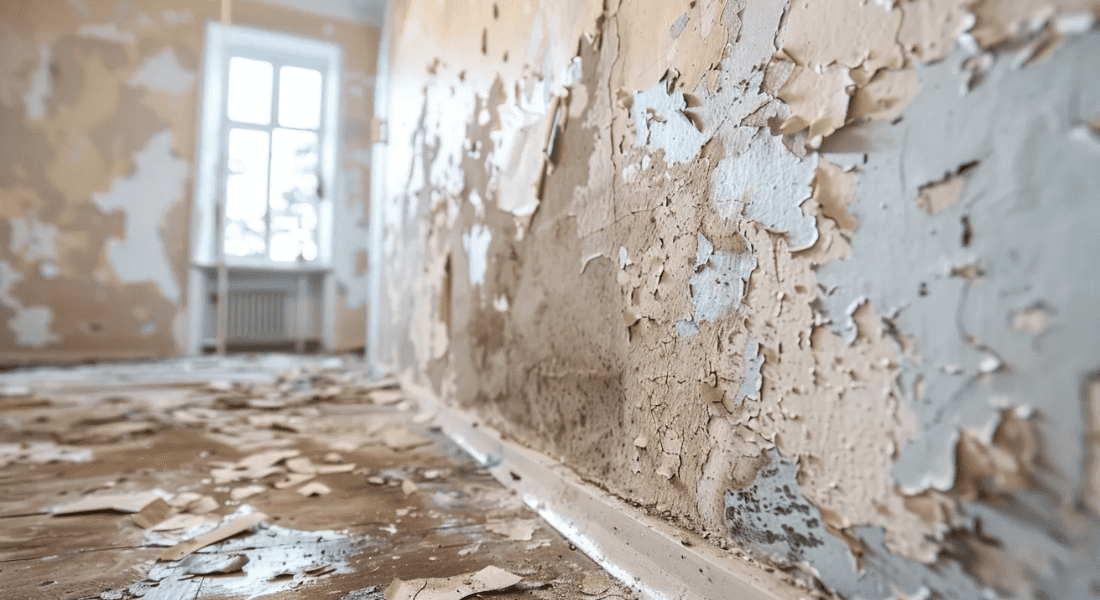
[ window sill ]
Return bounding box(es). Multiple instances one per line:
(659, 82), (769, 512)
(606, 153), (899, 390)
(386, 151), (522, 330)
(192, 262), (332, 274)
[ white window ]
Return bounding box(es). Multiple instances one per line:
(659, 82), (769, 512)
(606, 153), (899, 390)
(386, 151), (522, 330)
(193, 23), (340, 267)
(188, 23), (342, 353)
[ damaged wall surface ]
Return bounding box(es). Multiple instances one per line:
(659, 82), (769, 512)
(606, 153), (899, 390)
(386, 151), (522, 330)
(373, 0), (1100, 597)
(0, 0), (379, 364)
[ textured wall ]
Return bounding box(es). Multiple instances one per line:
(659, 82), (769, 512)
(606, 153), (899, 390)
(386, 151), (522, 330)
(0, 0), (379, 363)
(375, 0), (1100, 597)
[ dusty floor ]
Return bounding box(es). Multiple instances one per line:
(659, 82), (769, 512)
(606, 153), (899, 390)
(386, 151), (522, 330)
(0, 355), (636, 600)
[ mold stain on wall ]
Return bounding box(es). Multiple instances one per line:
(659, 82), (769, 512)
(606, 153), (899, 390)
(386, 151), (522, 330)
(0, 0), (380, 363)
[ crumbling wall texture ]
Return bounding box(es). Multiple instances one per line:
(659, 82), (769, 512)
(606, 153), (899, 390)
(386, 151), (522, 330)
(376, 0), (1100, 597)
(0, 0), (379, 363)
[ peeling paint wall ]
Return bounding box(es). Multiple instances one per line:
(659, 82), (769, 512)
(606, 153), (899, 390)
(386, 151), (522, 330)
(376, 0), (1100, 597)
(1, 0), (379, 364)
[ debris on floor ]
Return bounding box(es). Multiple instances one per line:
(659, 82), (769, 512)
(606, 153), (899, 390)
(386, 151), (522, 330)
(158, 510), (270, 561)
(384, 565), (523, 600)
(0, 355), (637, 599)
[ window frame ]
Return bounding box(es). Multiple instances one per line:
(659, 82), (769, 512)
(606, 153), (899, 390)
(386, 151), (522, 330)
(191, 21), (342, 271)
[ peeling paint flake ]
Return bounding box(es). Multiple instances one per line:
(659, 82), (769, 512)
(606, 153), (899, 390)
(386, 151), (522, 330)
(776, 63), (853, 142)
(914, 162), (977, 214)
(848, 67), (921, 124)
(915, 174), (963, 214)
(781, 0), (904, 72)
(810, 160), (857, 233)
(898, 0), (970, 62)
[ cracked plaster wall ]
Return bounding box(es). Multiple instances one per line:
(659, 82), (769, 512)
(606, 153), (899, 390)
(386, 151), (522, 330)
(375, 0), (1100, 597)
(0, 0), (379, 364)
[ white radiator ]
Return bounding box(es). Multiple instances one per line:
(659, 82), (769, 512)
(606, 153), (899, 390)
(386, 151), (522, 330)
(226, 289), (288, 340)
(201, 269), (323, 349)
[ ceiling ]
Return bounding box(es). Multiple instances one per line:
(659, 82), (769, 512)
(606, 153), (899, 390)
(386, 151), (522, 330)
(250, 0), (388, 25)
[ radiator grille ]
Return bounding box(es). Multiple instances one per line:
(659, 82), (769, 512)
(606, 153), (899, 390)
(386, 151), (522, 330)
(201, 269), (323, 348)
(227, 289), (288, 340)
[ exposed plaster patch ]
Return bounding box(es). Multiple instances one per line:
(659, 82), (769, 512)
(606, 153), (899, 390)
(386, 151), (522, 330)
(91, 131), (188, 303)
(462, 224), (492, 287)
(688, 233), (756, 324)
(0, 261), (60, 347)
(733, 338), (763, 406)
(128, 48), (196, 94)
(8, 214), (59, 265)
(7, 307), (61, 347)
(674, 319), (699, 337)
(617, 246), (632, 269)
(24, 44), (52, 120)
(489, 77), (554, 219)
(631, 76), (706, 164)
(468, 189), (485, 219)
(710, 129), (819, 250)
(78, 23), (137, 45)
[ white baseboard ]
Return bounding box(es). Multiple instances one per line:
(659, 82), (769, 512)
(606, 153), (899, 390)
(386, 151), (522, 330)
(399, 378), (797, 600)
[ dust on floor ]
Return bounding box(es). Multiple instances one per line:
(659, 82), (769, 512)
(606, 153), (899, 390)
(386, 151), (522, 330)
(0, 355), (636, 600)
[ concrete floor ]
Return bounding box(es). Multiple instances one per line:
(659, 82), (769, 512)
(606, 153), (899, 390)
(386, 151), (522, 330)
(0, 355), (634, 600)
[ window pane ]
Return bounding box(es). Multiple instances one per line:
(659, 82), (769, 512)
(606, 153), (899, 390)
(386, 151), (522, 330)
(268, 128), (320, 262)
(227, 57), (273, 125)
(224, 128), (270, 258)
(278, 66), (323, 129)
